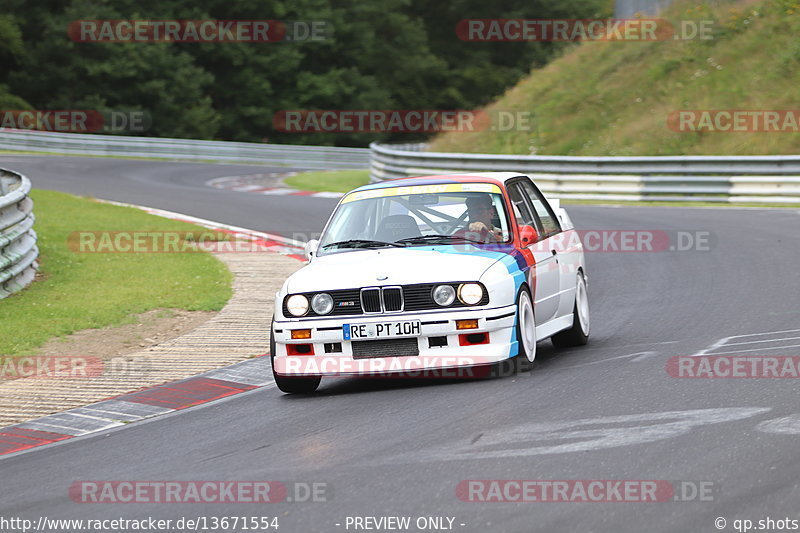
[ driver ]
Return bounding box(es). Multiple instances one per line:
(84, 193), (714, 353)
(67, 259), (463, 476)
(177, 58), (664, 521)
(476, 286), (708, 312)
(461, 195), (503, 243)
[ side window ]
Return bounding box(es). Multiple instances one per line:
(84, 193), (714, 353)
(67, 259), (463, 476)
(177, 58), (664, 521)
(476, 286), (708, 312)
(506, 184), (536, 228)
(489, 195), (512, 242)
(519, 180), (561, 237)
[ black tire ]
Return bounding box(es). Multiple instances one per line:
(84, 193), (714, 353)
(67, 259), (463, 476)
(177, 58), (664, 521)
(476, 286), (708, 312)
(490, 286), (535, 378)
(515, 285), (537, 364)
(270, 319), (321, 394)
(551, 272), (590, 348)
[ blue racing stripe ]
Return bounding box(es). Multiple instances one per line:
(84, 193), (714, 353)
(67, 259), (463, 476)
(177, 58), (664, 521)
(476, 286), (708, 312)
(430, 244), (528, 361)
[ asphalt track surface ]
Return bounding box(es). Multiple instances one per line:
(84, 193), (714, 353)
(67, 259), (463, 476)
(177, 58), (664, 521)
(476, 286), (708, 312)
(0, 155), (333, 239)
(2, 155), (800, 533)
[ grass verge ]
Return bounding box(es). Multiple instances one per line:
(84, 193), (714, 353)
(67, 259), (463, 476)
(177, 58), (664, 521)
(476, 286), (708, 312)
(429, 0), (800, 156)
(284, 170), (370, 193)
(0, 189), (233, 356)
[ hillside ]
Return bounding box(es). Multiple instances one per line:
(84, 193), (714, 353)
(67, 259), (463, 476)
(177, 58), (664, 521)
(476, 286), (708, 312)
(429, 0), (800, 156)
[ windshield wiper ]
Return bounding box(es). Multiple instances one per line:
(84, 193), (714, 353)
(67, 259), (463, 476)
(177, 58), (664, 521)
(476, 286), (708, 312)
(396, 234), (484, 245)
(322, 239), (406, 250)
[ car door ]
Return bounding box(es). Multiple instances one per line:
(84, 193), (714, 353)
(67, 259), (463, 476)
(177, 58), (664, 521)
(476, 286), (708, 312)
(517, 178), (573, 320)
(507, 180), (560, 324)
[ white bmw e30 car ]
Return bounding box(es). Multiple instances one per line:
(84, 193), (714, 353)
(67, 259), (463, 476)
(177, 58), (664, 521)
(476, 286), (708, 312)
(270, 173), (590, 393)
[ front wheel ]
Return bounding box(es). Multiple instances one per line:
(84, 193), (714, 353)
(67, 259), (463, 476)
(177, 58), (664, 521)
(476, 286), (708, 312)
(551, 272), (590, 348)
(516, 287), (537, 363)
(270, 319), (321, 394)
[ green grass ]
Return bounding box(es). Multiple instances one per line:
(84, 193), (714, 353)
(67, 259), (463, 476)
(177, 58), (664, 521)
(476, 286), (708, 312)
(0, 189), (233, 356)
(284, 170), (370, 193)
(430, 0), (800, 156)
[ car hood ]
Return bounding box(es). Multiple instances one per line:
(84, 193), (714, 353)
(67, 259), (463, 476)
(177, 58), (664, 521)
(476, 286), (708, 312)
(286, 246), (511, 293)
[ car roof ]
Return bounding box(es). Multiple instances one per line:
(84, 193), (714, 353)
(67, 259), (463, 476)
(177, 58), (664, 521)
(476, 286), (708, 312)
(353, 172), (529, 192)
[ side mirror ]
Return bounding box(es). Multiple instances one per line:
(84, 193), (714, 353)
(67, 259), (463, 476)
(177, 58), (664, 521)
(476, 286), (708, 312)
(519, 225), (538, 246)
(304, 239), (319, 261)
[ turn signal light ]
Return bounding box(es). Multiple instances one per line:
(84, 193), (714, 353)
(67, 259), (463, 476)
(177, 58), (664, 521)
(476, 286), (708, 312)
(456, 319), (479, 330)
(291, 329), (312, 339)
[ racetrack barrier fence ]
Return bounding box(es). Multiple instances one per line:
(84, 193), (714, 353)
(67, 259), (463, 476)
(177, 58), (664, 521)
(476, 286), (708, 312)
(369, 142), (800, 204)
(0, 169), (38, 299)
(0, 129), (370, 170)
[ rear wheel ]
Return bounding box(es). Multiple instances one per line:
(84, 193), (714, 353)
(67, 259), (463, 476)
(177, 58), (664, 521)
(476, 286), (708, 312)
(551, 272), (590, 348)
(270, 319), (321, 394)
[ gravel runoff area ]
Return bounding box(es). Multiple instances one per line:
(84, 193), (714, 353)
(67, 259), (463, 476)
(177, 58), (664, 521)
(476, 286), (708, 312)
(0, 251), (302, 427)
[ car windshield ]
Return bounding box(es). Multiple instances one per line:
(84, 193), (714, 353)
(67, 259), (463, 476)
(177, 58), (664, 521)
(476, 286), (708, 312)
(318, 183), (512, 255)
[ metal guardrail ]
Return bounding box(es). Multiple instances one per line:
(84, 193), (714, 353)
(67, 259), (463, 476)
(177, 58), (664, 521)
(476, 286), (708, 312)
(615, 0), (676, 17)
(370, 143), (800, 203)
(0, 129), (370, 170)
(0, 169), (38, 299)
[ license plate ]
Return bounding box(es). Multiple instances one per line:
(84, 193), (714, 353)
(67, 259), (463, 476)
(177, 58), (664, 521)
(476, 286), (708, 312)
(343, 320), (421, 340)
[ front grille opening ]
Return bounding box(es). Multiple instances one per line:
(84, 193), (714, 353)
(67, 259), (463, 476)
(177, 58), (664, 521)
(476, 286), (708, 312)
(331, 290), (362, 315)
(361, 288), (382, 313)
(404, 282), (490, 311)
(459, 333), (489, 346)
(428, 336), (448, 348)
(383, 287), (403, 312)
(287, 343), (314, 355)
(352, 338), (420, 359)
(324, 342), (342, 353)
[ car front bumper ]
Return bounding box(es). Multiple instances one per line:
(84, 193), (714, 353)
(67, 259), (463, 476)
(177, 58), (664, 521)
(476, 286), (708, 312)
(272, 305), (518, 376)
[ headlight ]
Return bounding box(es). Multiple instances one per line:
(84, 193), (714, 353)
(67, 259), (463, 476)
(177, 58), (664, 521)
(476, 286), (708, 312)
(432, 284), (456, 306)
(311, 293), (334, 315)
(286, 294), (309, 316)
(458, 283), (484, 305)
